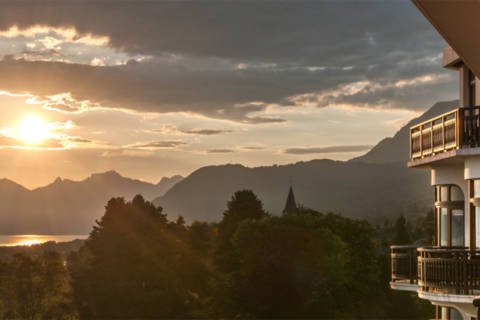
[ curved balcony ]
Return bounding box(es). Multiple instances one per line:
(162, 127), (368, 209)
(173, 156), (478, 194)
(391, 245), (480, 296)
(418, 247), (480, 295)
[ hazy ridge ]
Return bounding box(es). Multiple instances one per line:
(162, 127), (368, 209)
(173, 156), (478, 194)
(154, 100), (459, 223)
(0, 171), (183, 234)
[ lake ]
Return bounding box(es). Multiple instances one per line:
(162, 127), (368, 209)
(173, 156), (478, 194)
(0, 235), (88, 247)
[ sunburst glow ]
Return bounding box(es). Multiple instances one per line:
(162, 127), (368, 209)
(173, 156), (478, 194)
(17, 116), (51, 144)
(15, 238), (42, 246)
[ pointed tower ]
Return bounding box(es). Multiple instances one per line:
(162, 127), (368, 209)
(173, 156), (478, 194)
(283, 186), (297, 214)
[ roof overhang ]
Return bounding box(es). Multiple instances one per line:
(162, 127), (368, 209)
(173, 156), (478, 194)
(413, 0), (480, 76)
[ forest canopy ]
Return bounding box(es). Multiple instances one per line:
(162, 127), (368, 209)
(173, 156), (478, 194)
(0, 191), (433, 319)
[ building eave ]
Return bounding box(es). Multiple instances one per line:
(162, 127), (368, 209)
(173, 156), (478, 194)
(412, 0), (480, 77)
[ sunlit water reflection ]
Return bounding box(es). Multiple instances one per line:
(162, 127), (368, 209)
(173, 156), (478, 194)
(0, 235), (88, 247)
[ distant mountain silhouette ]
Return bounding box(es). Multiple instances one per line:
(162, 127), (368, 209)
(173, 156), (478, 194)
(0, 171), (183, 234)
(156, 175), (184, 196)
(154, 160), (431, 223)
(154, 100), (459, 223)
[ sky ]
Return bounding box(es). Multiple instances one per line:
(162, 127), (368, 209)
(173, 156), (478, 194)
(0, 0), (458, 189)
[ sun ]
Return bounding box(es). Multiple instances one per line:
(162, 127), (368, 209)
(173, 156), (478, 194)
(15, 238), (43, 246)
(17, 116), (51, 144)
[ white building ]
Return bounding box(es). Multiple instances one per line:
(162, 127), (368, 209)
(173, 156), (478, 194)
(391, 2), (480, 319)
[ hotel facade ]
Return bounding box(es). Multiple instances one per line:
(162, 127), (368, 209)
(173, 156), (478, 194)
(390, 2), (480, 319)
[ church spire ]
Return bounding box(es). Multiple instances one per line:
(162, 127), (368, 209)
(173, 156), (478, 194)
(283, 185), (297, 214)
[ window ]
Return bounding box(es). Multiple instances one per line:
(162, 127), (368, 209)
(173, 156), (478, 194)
(452, 209), (465, 247)
(441, 307), (463, 320)
(450, 307), (462, 320)
(440, 208), (448, 247)
(435, 184), (465, 247)
(451, 186), (463, 201)
(475, 180), (480, 198)
(470, 70), (476, 107)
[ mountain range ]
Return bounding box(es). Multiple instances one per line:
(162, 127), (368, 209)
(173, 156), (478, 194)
(153, 100), (457, 223)
(0, 172), (183, 234)
(0, 100), (458, 233)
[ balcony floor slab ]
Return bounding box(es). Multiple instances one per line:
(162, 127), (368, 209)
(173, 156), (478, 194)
(390, 281), (418, 292)
(408, 147), (480, 168)
(418, 290), (476, 304)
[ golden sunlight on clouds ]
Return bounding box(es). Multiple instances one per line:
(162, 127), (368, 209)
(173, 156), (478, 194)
(17, 116), (51, 144)
(0, 25), (109, 46)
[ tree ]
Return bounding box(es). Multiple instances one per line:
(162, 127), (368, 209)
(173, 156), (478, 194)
(0, 251), (76, 319)
(188, 221), (215, 254)
(422, 209), (435, 245)
(393, 214), (411, 245)
(68, 195), (211, 319)
(215, 190), (268, 271)
(223, 214), (349, 318)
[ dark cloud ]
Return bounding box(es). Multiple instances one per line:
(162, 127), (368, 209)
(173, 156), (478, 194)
(0, 1), (457, 120)
(0, 1), (443, 66)
(0, 56), (455, 126)
(131, 141), (186, 149)
(68, 137), (91, 143)
(283, 145), (372, 155)
(0, 58), (291, 123)
(180, 129), (233, 135)
(206, 149), (234, 154)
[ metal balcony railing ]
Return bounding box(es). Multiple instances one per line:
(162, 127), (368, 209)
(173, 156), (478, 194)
(410, 107), (480, 160)
(391, 245), (480, 295)
(391, 245), (418, 284)
(418, 247), (480, 295)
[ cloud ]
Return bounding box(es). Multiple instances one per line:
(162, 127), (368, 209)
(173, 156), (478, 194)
(129, 140), (186, 149)
(180, 129), (233, 136)
(0, 135), (64, 149)
(44, 103), (81, 113)
(101, 150), (154, 158)
(241, 146), (266, 150)
(67, 137), (91, 143)
(283, 145), (372, 155)
(152, 125), (234, 136)
(0, 58), (290, 123)
(0, 1), (456, 122)
(0, 2), (443, 66)
(206, 149), (235, 154)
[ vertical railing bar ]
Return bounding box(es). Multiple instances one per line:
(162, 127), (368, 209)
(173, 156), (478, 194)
(442, 115), (445, 152)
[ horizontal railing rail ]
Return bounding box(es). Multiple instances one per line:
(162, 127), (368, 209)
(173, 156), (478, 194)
(418, 247), (480, 295)
(391, 245), (418, 284)
(410, 106), (480, 160)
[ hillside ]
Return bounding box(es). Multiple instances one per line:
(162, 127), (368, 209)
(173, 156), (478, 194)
(154, 160), (431, 223)
(0, 171), (183, 234)
(154, 100), (459, 223)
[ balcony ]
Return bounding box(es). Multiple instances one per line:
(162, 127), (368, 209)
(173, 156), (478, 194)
(391, 246), (480, 296)
(410, 107), (480, 162)
(391, 245), (418, 285)
(418, 247), (480, 295)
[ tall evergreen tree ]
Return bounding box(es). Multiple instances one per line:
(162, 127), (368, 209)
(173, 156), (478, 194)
(393, 214), (411, 245)
(215, 190), (267, 271)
